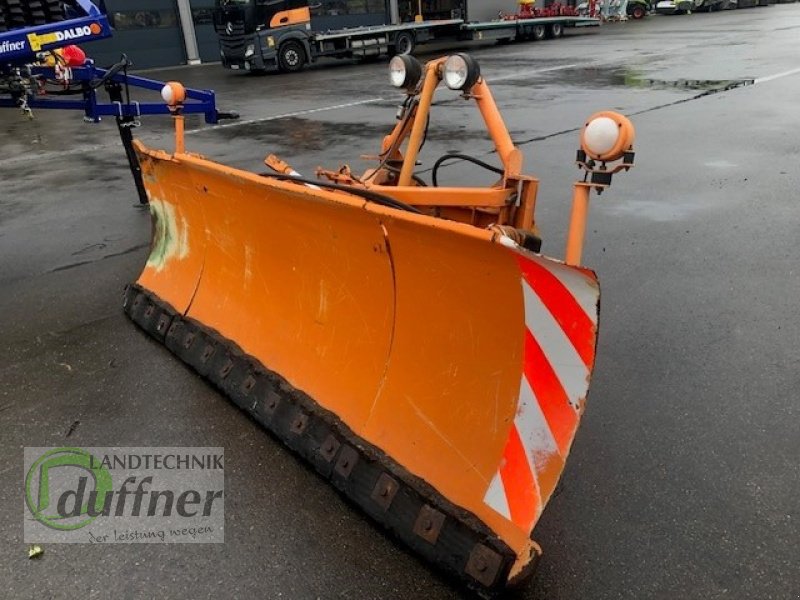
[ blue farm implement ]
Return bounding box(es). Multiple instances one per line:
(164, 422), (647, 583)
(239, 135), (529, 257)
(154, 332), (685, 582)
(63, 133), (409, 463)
(0, 0), (237, 203)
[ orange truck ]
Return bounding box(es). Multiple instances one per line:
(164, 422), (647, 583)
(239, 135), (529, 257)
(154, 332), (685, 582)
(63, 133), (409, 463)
(127, 54), (635, 594)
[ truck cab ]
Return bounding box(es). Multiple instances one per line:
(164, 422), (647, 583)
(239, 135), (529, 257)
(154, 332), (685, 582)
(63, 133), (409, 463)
(213, 0), (395, 71)
(213, 0), (310, 69)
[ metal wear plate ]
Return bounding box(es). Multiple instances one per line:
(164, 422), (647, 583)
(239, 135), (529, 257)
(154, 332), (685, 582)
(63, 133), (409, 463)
(465, 543), (504, 588)
(334, 445), (358, 479)
(413, 504), (445, 545)
(370, 473), (399, 511)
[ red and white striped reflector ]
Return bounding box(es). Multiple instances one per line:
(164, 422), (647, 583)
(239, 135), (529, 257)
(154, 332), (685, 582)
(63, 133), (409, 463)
(484, 252), (599, 533)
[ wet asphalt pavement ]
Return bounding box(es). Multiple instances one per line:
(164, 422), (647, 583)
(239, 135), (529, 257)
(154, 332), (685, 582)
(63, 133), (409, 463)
(2, 6), (800, 599)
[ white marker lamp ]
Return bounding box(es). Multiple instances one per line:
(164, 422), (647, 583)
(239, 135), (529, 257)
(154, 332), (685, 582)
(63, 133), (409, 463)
(580, 111), (635, 162)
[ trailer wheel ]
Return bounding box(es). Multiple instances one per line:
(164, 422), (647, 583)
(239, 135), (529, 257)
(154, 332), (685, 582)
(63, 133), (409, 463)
(393, 31), (415, 56)
(631, 4), (647, 17)
(547, 23), (564, 38)
(531, 24), (547, 40)
(278, 40), (307, 73)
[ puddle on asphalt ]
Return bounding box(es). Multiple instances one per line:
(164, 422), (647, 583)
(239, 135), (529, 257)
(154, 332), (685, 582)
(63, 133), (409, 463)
(605, 198), (708, 222)
(500, 65), (755, 93)
(204, 116), (492, 153)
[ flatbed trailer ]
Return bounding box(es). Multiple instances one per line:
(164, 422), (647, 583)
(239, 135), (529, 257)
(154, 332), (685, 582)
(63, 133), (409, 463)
(461, 15), (598, 43)
(223, 19), (465, 72)
(213, 0), (599, 73)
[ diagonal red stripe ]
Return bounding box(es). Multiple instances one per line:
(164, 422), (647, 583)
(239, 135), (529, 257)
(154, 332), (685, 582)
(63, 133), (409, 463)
(499, 424), (539, 532)
(524, 329), (580, 456)
(518, 256), (597, 369)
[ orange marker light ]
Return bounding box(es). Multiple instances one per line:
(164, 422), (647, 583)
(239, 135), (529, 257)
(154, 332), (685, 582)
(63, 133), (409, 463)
(160, 81), (187, 107)
(161, 81), (187, 154)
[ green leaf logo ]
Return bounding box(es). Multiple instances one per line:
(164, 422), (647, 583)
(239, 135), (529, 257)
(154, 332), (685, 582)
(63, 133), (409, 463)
(25, 448), (113, 531)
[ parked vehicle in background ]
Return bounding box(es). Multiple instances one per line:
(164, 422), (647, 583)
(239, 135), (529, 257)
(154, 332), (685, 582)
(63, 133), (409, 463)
(654, 0), (693, 13)
(656, 0), (767, 12)
(577, 0), (649, 19)
(627, 0), (651, 18)
(693, 0), (728, 11)
(735, 0), (771, 7)
(212, 0), (599, 73)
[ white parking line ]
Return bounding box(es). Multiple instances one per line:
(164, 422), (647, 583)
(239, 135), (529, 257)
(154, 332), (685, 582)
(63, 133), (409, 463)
(754, 66), (800, 84)
(0, 143), (113, 167)
(185, 97), (385, 134)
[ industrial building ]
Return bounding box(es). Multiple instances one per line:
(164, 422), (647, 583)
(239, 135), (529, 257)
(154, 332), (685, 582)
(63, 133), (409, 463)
(88, 0), (220, 69)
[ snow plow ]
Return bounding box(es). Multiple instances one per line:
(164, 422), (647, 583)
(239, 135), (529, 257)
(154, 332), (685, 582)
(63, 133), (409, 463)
(124, 54), (635, 594)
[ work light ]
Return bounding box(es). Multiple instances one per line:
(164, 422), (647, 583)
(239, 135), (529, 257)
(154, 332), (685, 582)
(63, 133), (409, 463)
(389, 55), (422, 90)
(580, 112), (635, 161)
(442, 53), (480, 91)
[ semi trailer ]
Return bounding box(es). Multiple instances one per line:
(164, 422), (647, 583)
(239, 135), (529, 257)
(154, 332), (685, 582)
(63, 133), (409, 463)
(212, 0), (599, 73)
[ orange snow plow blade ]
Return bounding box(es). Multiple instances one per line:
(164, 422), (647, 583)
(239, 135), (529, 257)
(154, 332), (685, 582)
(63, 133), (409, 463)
(125, 55), (635, 595)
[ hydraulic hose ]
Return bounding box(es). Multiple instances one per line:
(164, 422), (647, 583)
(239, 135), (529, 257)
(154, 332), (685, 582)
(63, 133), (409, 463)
(431, 153), (504, 187)
(261, 173), (422, 214)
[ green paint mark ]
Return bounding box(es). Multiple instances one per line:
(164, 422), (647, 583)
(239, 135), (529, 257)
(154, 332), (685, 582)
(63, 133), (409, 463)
(146, 198), (189, 271)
